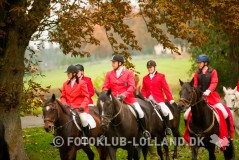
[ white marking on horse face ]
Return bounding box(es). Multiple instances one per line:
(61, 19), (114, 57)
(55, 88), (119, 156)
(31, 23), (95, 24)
(109, 95), (112, 101)
(224, 87), (237, 108)
(100, 100), (104, 116)
(46, 106), (50, 111)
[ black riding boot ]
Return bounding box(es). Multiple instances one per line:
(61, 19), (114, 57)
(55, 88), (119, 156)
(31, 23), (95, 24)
(225, 117), (231, 140)
(139, 117), (151, 139)
(184, 119), (187, 127)
(162, 115), (172, 135)
(82, 125), (89, 145)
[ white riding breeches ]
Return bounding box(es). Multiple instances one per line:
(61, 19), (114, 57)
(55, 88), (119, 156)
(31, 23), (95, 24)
(148, 95), (173, 120)
(214, 103), (228, 118)
(184, 103), (228, 120)
(133, 102), (144, 118)
(79, 112), (89, 127)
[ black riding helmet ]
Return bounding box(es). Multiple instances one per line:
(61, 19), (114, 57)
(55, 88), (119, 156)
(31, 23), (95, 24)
(65, 65), (78, 73)
(111, 54), (124, 63)
(146, 60), (156, 68)
(75, 64), (84, 71)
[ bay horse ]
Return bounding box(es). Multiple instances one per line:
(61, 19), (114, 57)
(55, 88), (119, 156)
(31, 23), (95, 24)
(223, 86), (239, 135)
(178, 79), (235, 160)
(0, 121), (10, 160)
(42, 94), (108, 160)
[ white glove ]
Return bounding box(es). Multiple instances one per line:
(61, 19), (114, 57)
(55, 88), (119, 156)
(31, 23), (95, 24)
(169, 100), (175, 104)
(203, 90), (211, 96)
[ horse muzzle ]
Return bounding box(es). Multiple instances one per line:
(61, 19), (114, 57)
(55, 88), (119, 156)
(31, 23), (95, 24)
(44, 122), (54, 132)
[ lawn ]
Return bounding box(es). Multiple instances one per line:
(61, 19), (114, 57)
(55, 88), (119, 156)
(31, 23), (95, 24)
(23, 55), (239, 159)
(23, 115), (239, 160)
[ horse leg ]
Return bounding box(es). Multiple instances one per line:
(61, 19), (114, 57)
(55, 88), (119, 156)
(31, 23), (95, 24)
(133, 146), (141, 160)
(127, 144), (136, 160)
(82, 145), (95, 160)
(172, 129), (181, 159)
(157, 146), (164, 160)
(223, 139), (235, 160)
(205, 143), (216, 160)
(191, 146), (199, 160)
(108, 146), (117, 160)
(59, 146), (77, 160)
(163, 143), (170, 160)
(96, 146), (108, 160)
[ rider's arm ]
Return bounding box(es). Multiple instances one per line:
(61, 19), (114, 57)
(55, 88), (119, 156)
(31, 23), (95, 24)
(207, 70), (218, 92)
(80, 81), (90, 107)
(193, 72), (198, 87)
(102, 72), (110, 91)
(87, 78), (95, 97)
(141, 76), (147, 98)
(122, 70), (136, 97)
(161, 74), (173, 101)
(60, 82), (67, 105)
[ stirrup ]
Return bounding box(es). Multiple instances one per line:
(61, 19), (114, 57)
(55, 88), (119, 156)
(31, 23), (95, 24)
(143, 130), (151, 139)
(81, 137), (89, 145)
(165, 127), (172, 136)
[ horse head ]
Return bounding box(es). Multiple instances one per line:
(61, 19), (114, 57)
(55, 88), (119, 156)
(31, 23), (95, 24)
(223, 86), (238, 109)
(96, 89), (120, 131)
(178, 78), (203, 111)
(42, 94), (69, 132)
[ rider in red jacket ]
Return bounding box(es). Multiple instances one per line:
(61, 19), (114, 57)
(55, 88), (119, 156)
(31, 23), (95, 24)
(60, 65), (90, 141)
(184, 54), (232, 138)
(237, 79), (239, 92)
(141, 60), (175, 135)
(102, 54), (150, 139)
(75, 64), (95, 106)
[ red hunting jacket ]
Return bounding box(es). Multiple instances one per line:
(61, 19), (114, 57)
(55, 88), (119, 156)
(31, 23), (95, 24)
(60, 79), (90, 113)
(81, 76), (95, 104)
(141, 72), (173, 103)
(237, 79), (239, 92)
(102, 68), (137, 104)
(194, 69), (221, 105)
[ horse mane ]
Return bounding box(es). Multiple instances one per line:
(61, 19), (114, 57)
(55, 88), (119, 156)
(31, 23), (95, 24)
(55, 99), (71, 116)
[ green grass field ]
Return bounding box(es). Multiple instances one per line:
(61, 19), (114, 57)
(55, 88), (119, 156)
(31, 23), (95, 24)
(23, 55), (239, 159)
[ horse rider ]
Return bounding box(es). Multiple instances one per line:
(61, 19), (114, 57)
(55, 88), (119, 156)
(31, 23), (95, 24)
(75, 64), (95, 106)
(102, 54), (151, 139)
(60, 65), (90, 143)
(237, 79), (239, 92)
(141, 60), (175, 135)
(184, 54), (233, 139)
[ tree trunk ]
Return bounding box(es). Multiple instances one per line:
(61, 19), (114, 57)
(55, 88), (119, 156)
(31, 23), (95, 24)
(0, 28), (29, 160)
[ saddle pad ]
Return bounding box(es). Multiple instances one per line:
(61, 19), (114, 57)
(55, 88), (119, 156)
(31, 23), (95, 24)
(127, 105), (137, 118)
(87, 114), (96, 129)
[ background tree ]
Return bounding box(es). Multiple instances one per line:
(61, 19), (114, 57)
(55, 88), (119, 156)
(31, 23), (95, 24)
(0, 0), (238, 159)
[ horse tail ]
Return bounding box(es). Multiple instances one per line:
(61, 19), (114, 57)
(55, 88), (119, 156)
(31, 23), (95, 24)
(0, 121), (10, 160)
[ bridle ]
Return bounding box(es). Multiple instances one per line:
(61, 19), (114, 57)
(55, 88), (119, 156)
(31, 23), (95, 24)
(43, 101), (73, 132)
(179, 87), (205, 108)
(179, 86), (215, 136)
(99, 96), (124, 127)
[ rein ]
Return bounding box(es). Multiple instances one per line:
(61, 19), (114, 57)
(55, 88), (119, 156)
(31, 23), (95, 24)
(100, 98), (124, 127)
(180, 87), (215, 136)
(43, 102), (73, 132)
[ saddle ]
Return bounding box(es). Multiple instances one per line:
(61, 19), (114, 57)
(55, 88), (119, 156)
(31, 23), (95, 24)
(70, 109), (96, 131)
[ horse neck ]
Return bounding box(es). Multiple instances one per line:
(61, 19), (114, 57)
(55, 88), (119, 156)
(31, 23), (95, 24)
(190, 100), (213, 128)
(111, 98), (124, 124)
(55, 104), (70, 126)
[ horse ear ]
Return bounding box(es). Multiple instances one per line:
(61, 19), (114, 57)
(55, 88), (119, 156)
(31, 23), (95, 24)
(106, 89), (112, 96)
(94, 88), (100, 97)
(179, 79), (184, 86)
(223, 86), (227, 94)
(52, 94), (56, 101)
(190, 78), (194, 86)
(234, 86), (237, 92)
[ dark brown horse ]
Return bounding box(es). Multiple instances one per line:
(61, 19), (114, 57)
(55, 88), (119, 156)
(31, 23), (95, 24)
(134, 90), (182, 159)
(0, 121), (10, 160)
(96, 90), (141, 160)
(42, 94), (108, 160)
(178, 79), (235, 160)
